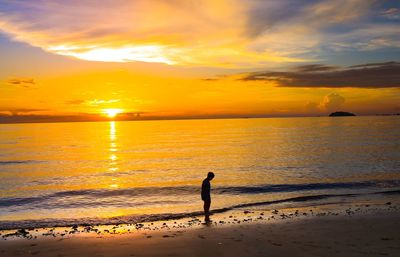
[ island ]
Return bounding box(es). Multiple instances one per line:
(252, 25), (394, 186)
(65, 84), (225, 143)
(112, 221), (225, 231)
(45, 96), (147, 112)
(329, 111), (356, 117)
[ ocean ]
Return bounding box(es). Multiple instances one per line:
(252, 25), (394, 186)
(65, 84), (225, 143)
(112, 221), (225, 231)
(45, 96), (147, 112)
(0, 116), (399, 229)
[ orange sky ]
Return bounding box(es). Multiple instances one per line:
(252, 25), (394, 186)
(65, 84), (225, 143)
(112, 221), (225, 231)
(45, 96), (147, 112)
(0, 0), (399, 122)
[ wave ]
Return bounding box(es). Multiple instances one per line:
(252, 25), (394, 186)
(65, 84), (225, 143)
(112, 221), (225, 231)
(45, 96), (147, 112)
(1, 180), (400, 208)
(216, 180), (400, 194)
(0, 160), (44, 166)
(214, 189), (400, 211)
(0, 189), (399, 230)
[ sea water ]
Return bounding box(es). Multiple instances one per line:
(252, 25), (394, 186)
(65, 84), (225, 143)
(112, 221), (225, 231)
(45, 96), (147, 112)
(0, 116), (399, 229)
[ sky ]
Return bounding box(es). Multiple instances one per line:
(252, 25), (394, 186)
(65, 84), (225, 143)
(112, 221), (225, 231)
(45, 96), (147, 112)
(0, 0), (399, 122)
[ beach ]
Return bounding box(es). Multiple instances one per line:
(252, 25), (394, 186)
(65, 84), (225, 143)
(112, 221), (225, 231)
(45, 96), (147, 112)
(1, 200), (399, 257)
(1, 118), (400, 256)
(1, 0), (400, 255)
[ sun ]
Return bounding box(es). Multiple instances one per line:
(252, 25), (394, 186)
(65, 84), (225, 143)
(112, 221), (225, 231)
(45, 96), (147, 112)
(103, 108), (123, 118)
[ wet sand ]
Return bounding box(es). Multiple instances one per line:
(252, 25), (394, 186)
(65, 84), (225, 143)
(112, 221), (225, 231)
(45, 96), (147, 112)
(1, 202), (399, 257)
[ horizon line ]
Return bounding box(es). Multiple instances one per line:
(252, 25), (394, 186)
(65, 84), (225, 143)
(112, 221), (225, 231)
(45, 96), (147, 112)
(0, 113), (399, 125)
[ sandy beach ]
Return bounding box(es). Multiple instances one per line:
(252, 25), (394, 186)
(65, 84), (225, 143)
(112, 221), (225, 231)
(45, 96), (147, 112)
(1, 201), (399, 257)
(1, 0), (400, 256)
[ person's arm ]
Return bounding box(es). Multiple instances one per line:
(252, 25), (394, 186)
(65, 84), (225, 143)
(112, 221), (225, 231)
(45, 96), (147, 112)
(205, 181), (210, 197)
(201, 180), (206, 198)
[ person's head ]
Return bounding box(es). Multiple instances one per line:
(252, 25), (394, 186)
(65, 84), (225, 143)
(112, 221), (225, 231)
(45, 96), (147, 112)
(207, 172), (215, 180)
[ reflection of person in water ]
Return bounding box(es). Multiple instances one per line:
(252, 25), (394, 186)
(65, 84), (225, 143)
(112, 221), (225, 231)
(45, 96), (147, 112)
(201, 172), (215, 221)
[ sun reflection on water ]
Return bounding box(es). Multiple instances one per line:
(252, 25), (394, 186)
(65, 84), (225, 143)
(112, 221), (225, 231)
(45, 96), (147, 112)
(108, 121), (119, 188)
(109, 121), (116, 141)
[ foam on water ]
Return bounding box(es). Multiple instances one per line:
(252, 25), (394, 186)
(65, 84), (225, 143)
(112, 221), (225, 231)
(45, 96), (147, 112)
(0, 189), (399, 230)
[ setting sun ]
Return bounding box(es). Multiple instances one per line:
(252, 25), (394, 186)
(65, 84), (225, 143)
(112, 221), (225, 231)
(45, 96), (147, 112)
(0, 1), (399, 256)
(104, 109), (123, 118)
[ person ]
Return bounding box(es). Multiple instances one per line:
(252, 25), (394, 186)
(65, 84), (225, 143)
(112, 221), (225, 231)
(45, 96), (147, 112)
(201, 172), (215, 221)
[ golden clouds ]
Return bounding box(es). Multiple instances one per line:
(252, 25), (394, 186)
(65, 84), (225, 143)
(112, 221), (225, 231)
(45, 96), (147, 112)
(48, 45), (178, 64)
(0, 0), (399, 122)
(1, 0), (398, 68)
(0, 0), (306, 67)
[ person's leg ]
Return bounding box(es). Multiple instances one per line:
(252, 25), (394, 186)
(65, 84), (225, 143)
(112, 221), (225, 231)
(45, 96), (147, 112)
(204, 199), (211, 221)
(204, 199), (211, 214)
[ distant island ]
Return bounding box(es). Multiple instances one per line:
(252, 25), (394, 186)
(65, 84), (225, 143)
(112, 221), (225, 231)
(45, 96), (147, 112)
(329, 111), (356, 117)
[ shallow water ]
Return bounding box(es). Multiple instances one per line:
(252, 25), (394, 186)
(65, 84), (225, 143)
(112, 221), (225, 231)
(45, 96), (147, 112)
(0, 116), (399, 228)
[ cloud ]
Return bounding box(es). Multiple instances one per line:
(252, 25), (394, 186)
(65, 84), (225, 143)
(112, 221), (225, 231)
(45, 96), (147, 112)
(201, 78), (219, 82)
(244, 0), (311, 38)
(304, 93), (347, 114)
(0, 108), (48, 116)
(86, 99), (120, 106)
(320, 93), (345, 112)
(381, 8), (400, 20)
(65, 99), (85, 105)
(2, 0), (299, 67)
(329, 24), (400, 51)
(244, 0), (400, 57)
(246, 0), (371, 35)
(64, 99), (120, 106)
(294, 64), (339, 72)
(305, 101), (320, 113)
(0, 0), (398, 68)
(240, 61), (400, 88)
(6, 78), (35, 87)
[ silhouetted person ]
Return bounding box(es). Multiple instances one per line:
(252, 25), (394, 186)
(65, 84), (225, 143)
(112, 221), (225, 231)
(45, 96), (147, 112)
(201, 172), (215, 222)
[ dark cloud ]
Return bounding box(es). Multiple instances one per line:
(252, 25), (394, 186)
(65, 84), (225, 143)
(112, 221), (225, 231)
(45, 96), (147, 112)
(349, 61), (399, 68)
(201, 74), (229, 82)
(65, 100), (85, 105)
(201, 78), (219, 82)
(6, 78), (36, 88)
(241, 61), (400, 88)
(294, 64), (339, 72)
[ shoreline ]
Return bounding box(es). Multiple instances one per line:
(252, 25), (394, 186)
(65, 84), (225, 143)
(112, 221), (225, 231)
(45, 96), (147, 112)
(1, 196), (398, 239)
(1, 188), (399, 231)
(0, 201), (399, 257)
